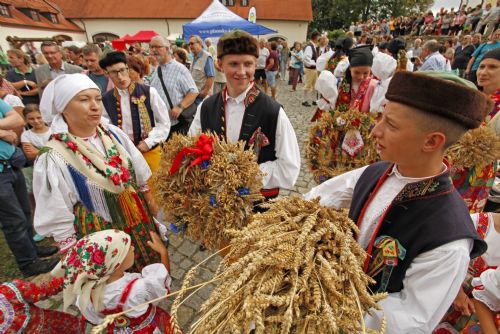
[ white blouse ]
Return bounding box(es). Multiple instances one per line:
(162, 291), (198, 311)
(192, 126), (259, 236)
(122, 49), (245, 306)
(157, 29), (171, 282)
(304, 165), (473, 334)
(33, 124), (152, 250)
(79, 263), (171, 325)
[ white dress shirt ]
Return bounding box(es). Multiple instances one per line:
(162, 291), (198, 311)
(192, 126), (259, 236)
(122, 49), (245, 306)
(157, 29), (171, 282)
(304, 165), (472, 334)
(33, 124), (152, 250)
(102, 86), (170, 149)
(303, 42), (317, 68)
(189, 84), (301, 190)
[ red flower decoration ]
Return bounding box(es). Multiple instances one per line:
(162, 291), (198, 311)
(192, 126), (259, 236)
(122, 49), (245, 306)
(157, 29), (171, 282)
(110, 173), (121, 186)
(67, 250), (78, 265)
(66, 141), (78, 152)
(351, 118), (361, 127)
(86, 246), (94, 253)
(120, 167), (130, 183)
(105, 236), (113, 242)
(91, 249), (105, 265)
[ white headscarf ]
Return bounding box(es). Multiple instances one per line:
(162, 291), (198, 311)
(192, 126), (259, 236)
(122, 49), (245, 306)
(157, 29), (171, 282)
(39, 73), (100, 133)
(370, 53), (397, 113)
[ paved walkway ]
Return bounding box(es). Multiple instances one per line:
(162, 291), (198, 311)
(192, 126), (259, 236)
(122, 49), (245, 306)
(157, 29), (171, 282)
(38, 79), (320, 332)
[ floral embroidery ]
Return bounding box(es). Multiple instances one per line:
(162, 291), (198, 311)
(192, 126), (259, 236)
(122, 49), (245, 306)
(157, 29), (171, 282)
(326, 55), (346, 73)
(394, 179), (441, 203)
(51, 127), (132, 189)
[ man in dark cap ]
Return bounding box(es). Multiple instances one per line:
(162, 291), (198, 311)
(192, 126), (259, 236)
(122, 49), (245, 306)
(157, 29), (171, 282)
(306, 71), (492, 333)
(99, 51), (170, 175)
(188, 30), (300, 200)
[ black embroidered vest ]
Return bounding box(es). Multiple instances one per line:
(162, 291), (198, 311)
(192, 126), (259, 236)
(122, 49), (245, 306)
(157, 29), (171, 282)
(348, 161), (487, 293)
(305, 43), (318, 69)
(200, 87), (280, 164)
(102, 84), (154, 145)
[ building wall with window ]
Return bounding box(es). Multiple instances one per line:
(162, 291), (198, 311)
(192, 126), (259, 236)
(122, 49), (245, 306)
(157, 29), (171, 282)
(72, 17), (308, 45)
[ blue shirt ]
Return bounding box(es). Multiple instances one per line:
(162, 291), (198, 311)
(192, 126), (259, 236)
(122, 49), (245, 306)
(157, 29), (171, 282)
(419, 52), (447, 71)
(0, 99), (16, 172)
(471, 42), (500, 70)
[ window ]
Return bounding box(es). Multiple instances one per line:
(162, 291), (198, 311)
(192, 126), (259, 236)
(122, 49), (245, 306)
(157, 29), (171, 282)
(220, 0), (234, 6)
(92, 32), (119, 43)
(31, 10), (40, 21)
(50, 13), (58, 24)
(0, 4), (10, 17)
(240, 0), (249, 6)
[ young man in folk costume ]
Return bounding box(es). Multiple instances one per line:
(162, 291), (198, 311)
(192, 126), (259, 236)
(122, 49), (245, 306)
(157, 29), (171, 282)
(305, 71), (491, 333)
(33, 74), (166, 271)
(99, 51), (170, 176)
(189, 30), (301, 200)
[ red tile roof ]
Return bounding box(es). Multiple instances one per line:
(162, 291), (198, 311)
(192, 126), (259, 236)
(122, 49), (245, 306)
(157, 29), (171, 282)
(51, 0), (313, 21)
(0, 0), (84, 32)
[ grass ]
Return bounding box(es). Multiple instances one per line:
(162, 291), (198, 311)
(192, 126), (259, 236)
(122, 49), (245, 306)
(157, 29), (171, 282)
(0, 232), (57, 283)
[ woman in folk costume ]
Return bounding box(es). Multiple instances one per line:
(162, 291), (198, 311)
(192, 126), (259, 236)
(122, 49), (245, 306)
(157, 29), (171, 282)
(449, 48), (500, 213)
(0, 277), (82, 333)
(316, 36), (353, 75)
(33, 73), (166, 271)
(434, 212), (500, 333)
(311, 37), (353, 122)
(53, 229), (173, 333)
(335, 45), (379, 113)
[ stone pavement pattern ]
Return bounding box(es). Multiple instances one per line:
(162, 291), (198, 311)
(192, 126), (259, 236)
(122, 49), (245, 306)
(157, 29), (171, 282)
(37, 79), (319, 332)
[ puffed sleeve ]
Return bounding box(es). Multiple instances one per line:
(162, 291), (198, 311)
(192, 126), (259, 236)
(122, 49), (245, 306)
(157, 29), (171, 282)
(124, 263), (172, 318)
(33, 151), (79, 252)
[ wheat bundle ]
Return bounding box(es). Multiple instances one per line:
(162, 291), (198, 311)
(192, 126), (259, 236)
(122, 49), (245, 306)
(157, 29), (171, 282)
(152, 133), (263, 250)
(446, 126), (500, 169)
(305, 110), (379, 184)
(179, 196), (385, 334)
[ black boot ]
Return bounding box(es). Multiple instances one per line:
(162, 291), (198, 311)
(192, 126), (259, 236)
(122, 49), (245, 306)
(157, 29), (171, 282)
(21, 257), (60, 278)
(36, 245), (59, 258)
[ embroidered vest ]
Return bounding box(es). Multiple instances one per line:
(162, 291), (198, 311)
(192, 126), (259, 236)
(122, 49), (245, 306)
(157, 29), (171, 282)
(102, 84), (154, 145)
(305, 43), (318, 69)
(200, 88), (280, 164)
(348, 161), (487, 293)
(191, 50), (212, 93)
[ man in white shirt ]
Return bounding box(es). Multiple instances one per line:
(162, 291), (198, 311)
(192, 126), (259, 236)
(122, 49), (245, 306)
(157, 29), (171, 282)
(302, 31), (320, 107)
(305, 71), (491, 333)
(254, 38), (270, 94)
(99, 51), (170, 175)
(189, 30), (300, 198)
(416, 39), (448, 71)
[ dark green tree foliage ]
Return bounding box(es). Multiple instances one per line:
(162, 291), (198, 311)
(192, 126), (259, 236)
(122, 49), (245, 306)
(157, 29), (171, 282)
(309, 0), (435, 33)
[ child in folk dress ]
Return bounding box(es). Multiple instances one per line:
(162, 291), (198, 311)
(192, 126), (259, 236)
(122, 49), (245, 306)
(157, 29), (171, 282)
(54, 229), (173, 333)
(20, 104), (51, 242)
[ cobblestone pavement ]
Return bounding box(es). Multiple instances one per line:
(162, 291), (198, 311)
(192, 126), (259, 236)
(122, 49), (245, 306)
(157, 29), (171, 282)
(37, 79), (319, 333)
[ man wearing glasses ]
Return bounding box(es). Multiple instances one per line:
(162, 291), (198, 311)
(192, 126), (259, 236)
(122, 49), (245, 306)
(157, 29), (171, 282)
(149, 36), (198, 135)
(99, 51), (170, 175)
(189, 35), (215, 105)
(34, 41), (82, 98)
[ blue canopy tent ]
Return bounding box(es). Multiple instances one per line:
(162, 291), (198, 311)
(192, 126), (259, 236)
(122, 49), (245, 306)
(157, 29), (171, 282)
(183, 0), (277, 40)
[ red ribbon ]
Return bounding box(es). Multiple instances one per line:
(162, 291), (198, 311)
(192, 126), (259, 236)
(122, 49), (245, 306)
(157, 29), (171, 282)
(169, 134), (214, 175)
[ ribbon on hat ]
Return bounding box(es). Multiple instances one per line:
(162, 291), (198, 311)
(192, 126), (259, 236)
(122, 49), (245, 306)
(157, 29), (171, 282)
(169, 134), (214, 175)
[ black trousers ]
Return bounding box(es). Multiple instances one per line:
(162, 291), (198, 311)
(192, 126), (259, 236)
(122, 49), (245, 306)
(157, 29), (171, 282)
(0, 167), (38, 269)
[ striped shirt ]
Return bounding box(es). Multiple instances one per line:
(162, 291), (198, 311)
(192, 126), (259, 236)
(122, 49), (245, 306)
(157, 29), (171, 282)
(150, 59), (198, 126)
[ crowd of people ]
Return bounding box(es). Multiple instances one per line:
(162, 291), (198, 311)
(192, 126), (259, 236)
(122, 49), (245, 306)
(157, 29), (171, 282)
(349, 1), (499, 38)
(0, 4), (499, 332)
